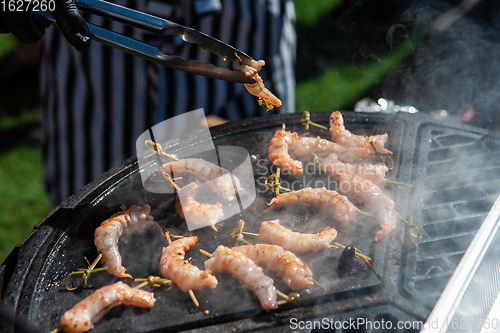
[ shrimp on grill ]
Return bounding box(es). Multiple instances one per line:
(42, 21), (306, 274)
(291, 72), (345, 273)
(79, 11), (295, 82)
(268, 129), (303, 176)
(160, 158), (241, 201)
(259, 220), (338, 252)
(94, 204), (154, 279)
(321, 153), (388, 186)
(263, 187), (359, 227)
(268, 129), (371, 177)
(60, 281), (155, 333)
(337, 173), (397, 241)
(175, 180), (224, 228)
(204, 245), (278, 311)
(232, 244), (313, 290)
(329, 111), (390, 154)
(160, 236), (218, 293)
(232, 58), (282, 108)
(291, 136), (370, 162)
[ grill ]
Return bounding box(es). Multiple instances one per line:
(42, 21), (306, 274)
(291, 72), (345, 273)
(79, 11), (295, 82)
(1, 111), (498, 332)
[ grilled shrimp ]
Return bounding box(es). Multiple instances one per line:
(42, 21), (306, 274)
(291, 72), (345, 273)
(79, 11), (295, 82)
(160, 236), (218, 293)
(337, 173), (397, 241)
(329, 111), (390, 153)
(232, 58), (282, 108)
(268, 129), (372, 177)
(321, 153), (388, 186)
(160, 158), (241, 201)
(243, 74), (282, 108)
(268, 129), (303, 176)
(259, 220), (338, 252)
(263, 187), (359, 227)
(60, 281), (155, 333)
(204, 245), (278, 311)
(175, 180), (224, 227)
(232, 57), (265, 77)
(94, 204), (154, 279)
(232, 244), (313, 290)
(291, 136), (370, 162)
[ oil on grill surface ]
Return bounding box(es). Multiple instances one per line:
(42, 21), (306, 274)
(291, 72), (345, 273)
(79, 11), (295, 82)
(406, 125), (500, 308)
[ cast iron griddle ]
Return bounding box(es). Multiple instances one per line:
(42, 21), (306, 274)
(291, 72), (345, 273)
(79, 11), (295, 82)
(1, 111), (494, 332)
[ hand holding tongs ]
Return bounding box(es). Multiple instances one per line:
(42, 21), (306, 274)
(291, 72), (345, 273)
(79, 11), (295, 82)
(35, 0), (256, 83)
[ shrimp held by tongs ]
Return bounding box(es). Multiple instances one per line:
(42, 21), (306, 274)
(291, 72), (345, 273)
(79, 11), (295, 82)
(34, 0), (259, 84)
(232, 57), (282, 108)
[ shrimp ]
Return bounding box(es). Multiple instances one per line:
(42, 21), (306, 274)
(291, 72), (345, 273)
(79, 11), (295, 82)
(268, 129), (372, 177)
(232, 58), (282, 108)
(60, 281), (155, 333)
(204, 245), (278, 311)
(259, 220), (338, 252)
(268, 129), (303, 176)
(321, 153), (388, 186)
(232, 57), (264, 77)
(337, 173), (397, 241)
(232, 244), (313, 290)
(160, 158), (241, 201)
(94, 204), (154, 279)
(263, 187), (359, 227)
(329, 111), (390, 154)
(175, 180), (224, 228)
(291, 136), (370, 162)
(160, 236), (218, 293)
(243, 74), (282, 108)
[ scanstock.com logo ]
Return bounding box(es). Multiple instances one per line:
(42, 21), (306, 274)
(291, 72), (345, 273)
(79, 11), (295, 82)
(136, 109), (256, 231)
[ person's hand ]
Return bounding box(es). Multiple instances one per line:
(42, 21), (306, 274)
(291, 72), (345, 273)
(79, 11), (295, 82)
(0, 0), (91, 51)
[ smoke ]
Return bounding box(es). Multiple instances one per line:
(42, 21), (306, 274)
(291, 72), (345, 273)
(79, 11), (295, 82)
(381, 0), (500, 129)
(249, 151), (384, 294)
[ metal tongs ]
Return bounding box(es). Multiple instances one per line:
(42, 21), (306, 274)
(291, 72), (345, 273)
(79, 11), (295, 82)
(35, 0), (256, 83)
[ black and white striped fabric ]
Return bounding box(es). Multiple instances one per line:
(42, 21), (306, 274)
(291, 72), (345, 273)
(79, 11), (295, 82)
(40, 0), (296, 205)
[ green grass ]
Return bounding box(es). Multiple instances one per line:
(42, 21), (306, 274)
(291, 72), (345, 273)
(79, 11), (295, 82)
(0, 34), (14, 58)
(0, 108), (41, 129)
(0, 34), (52, 264)
(293, 0), (423, 113)
(296, 36), (423, 112)
(0, 143), (52, 263)
(293, 0), (342, 26)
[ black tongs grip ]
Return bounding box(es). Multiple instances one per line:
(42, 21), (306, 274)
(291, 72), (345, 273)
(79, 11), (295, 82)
(35, 0), (256, 83)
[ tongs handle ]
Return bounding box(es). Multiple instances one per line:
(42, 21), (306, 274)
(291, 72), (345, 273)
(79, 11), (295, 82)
(34, 0), (256, 83)
(75, 0), (254, 64)
(76, 0), (172, 34)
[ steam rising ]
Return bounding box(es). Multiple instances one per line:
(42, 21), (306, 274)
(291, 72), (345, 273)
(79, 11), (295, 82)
(381, 0), (500, 129)
(137, 109), (256, 231)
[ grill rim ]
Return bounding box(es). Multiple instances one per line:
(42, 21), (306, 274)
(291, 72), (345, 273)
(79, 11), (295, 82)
(1, 111), (491, 332)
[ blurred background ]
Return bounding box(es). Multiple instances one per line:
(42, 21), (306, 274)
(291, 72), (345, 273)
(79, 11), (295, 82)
(1, 0), (500, 263)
